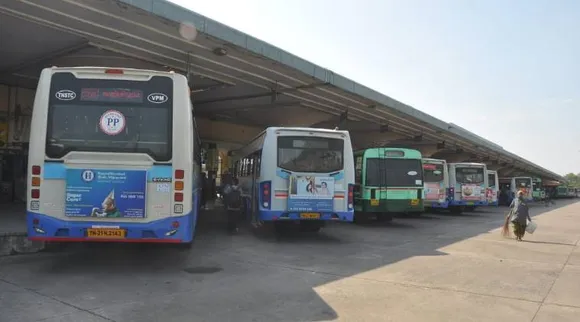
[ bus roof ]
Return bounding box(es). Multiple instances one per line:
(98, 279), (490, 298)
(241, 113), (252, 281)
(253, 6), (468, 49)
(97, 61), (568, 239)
(44, 66), (179, 78)
(422, 157), (446, 164)
(448, 162), (486, 167)
(355, 147), (422, 159)
(265, 127), (350, 135)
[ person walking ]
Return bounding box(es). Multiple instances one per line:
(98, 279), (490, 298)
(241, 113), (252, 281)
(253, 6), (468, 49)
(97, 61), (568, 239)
(502, 190), (532, 241)
(223, 177), (242, 234)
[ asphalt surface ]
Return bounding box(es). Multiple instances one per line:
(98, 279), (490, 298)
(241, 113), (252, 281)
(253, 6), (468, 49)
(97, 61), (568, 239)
(1, 200), (579, 322)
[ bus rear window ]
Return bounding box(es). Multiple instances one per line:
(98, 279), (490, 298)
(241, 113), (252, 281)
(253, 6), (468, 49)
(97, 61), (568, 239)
(277, 136), (344, 173)
(515, 178), (531, 189)
(488, 174), (496, 188)
(46, 73), (173, 161)
(455, 167), (484, 184)
(366, 158), (423, 187)
(423, 163), (444, 183)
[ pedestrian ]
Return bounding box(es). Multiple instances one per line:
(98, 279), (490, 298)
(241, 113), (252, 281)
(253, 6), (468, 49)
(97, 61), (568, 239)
(223, 177), (242, 234)
(502, 190), (532, 241)
(200, 172), (207, 210)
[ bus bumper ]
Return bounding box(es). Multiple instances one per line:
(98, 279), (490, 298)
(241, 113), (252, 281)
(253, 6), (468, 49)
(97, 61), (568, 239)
(259, 210), (354, 222)
(487, 201), (499, 207)
(26, 211), (196, 243)
(355, 199), (424, 214)
(448, 200), (487, 207)
(425, 201), (449, 208)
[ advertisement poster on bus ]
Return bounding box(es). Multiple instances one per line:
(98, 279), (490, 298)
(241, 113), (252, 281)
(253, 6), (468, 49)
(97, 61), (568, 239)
(65, 169), (147, 218)
(486, 188), (496, 203)
(461, 184), (482, 201)
(424, 183), (443, 201)
(288, 175), (334, 212)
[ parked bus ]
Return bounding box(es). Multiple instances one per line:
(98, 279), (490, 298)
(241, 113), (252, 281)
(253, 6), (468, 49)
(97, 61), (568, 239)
(354, 148), (424, 221)
(486, 170), (499, 206)
(532, 177), (545, 201)
(448, 163), (488, 213)
(511, 177), (534, 202)
(27, 67), (201, 246)
(555, 185), (569, 198)
(422, 158), (449, 209)
(232, 127), (355, 232)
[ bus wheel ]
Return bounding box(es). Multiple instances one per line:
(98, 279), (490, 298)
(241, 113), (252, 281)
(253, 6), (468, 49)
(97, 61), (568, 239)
(299, 220), (324, 232)
(450, 206), (464, 215)
(376, 213), (393, 222)
(354, 212), (370, 224)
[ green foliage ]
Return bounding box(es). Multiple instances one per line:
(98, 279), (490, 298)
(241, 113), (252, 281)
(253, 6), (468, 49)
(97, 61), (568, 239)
(563, 173), (580, 187)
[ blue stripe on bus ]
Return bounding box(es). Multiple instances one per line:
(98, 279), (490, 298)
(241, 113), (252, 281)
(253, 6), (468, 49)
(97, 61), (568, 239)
(42, 163), (172, 182)
(275, 168), (344, 180)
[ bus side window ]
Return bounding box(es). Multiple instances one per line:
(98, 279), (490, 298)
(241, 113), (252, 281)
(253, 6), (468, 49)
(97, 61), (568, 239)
(255, 150), (262, 177)
(355, 156), (363, 184)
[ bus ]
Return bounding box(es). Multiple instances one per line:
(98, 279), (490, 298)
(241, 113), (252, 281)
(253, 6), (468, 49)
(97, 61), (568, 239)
(448, 163), (488, 213)
(231, 127), (355, 232)
(354, 148), (424, 221)
(486, 170), (499, 206)
(422, 158), (449, 209)
(532, 177), (545, 201)
(511, 177), (534, 202)
(27, 67), (201, 246)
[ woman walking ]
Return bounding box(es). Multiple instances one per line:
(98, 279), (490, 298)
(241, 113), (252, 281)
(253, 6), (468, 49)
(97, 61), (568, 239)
(503, 190), (532, 241)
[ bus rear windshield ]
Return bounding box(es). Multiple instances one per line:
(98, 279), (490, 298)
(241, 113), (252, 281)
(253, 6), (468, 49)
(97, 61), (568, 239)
(46, 73), (173, 161)
(488, 174), (496, 188)
(365, 158), (423, 187)
(515, 178), (531, 189)
(277, 136), (344, 173)
(423, 163), (444, 183)
(455, 167), (484, 184)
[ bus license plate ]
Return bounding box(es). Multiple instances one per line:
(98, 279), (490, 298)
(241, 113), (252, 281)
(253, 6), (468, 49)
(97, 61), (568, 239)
(300, 213), (320, 219)
(466, 201), (474, 205)
(410, 199), (419, 206)
(370, 199), (379, 206)
(87, 228), (126, 239)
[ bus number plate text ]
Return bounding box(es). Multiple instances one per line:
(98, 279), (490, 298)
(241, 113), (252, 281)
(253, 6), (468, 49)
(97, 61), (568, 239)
(370, 199), (379, 206)
(300, 213), (320, 219)
(87, 228), (126, 239)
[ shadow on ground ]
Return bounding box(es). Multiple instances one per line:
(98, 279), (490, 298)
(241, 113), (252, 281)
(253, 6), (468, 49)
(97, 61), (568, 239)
(0, 199), (577, 322)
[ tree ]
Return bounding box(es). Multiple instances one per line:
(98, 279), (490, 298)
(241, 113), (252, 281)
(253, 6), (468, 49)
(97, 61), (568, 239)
(563, 173), (580, 187)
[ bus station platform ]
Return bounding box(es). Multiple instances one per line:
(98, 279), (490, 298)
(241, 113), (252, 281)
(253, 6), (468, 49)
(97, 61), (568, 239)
(1, 200), (579, 321)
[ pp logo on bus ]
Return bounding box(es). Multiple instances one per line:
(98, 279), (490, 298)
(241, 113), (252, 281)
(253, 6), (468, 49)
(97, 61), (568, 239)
(81, 170), (95, 182)
(147, 93), (168, 104)
(99, 110), (126, 136)
(55, 90), (76, 101)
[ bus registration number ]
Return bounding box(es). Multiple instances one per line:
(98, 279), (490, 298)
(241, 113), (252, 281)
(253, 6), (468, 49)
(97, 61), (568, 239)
(370, 199), (379, 206)
(410, 199), (419, 206)
(87, 228), (126, 239)
(300, 213), (320, 219)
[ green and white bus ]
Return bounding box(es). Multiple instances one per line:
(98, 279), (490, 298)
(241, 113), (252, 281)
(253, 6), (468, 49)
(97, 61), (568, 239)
(354, 148), (424, 221)
(532, 177), (545, 201)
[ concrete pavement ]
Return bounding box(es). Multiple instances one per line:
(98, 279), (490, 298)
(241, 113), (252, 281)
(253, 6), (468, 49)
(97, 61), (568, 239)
(0, 200), (579, 322)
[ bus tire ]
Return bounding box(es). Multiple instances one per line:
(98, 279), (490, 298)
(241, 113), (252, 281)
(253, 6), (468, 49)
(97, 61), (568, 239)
(450, 206), (464, 215)
(376, 213), (393, 222)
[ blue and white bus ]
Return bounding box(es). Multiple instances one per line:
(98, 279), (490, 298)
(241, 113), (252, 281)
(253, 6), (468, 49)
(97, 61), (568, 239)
(447, 162), (489, 213)
(27, 67), (201, 246)
(232, 127), (355, 232)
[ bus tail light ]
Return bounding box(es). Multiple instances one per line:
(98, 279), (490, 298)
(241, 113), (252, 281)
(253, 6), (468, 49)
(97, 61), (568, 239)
(448, 187), (454, 200)
(174, 181), (184, 191)
(105, 69), (124, 74)
(260, 181), (271, 209)
(175, 169), (184, 179)
(30, 165), (42, 199)
(174, 192), (183, 202)
(347, 184), (354, 210)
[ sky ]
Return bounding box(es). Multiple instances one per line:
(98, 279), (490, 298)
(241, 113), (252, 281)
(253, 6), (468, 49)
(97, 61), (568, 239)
(169, 0), (580, 175)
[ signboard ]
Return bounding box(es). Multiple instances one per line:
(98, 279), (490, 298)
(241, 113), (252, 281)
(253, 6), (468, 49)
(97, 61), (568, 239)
(65, 169), (147, 218)
(81, 88), (143, 103)
(425, 183), (443, 201)
(288, 176), (334, 212)
(461, 184), (482, 201)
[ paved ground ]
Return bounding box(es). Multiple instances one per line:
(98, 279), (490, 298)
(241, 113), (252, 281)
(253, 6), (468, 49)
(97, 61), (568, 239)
(0, 203), (26, 235)
(0, 200), (579, 322)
